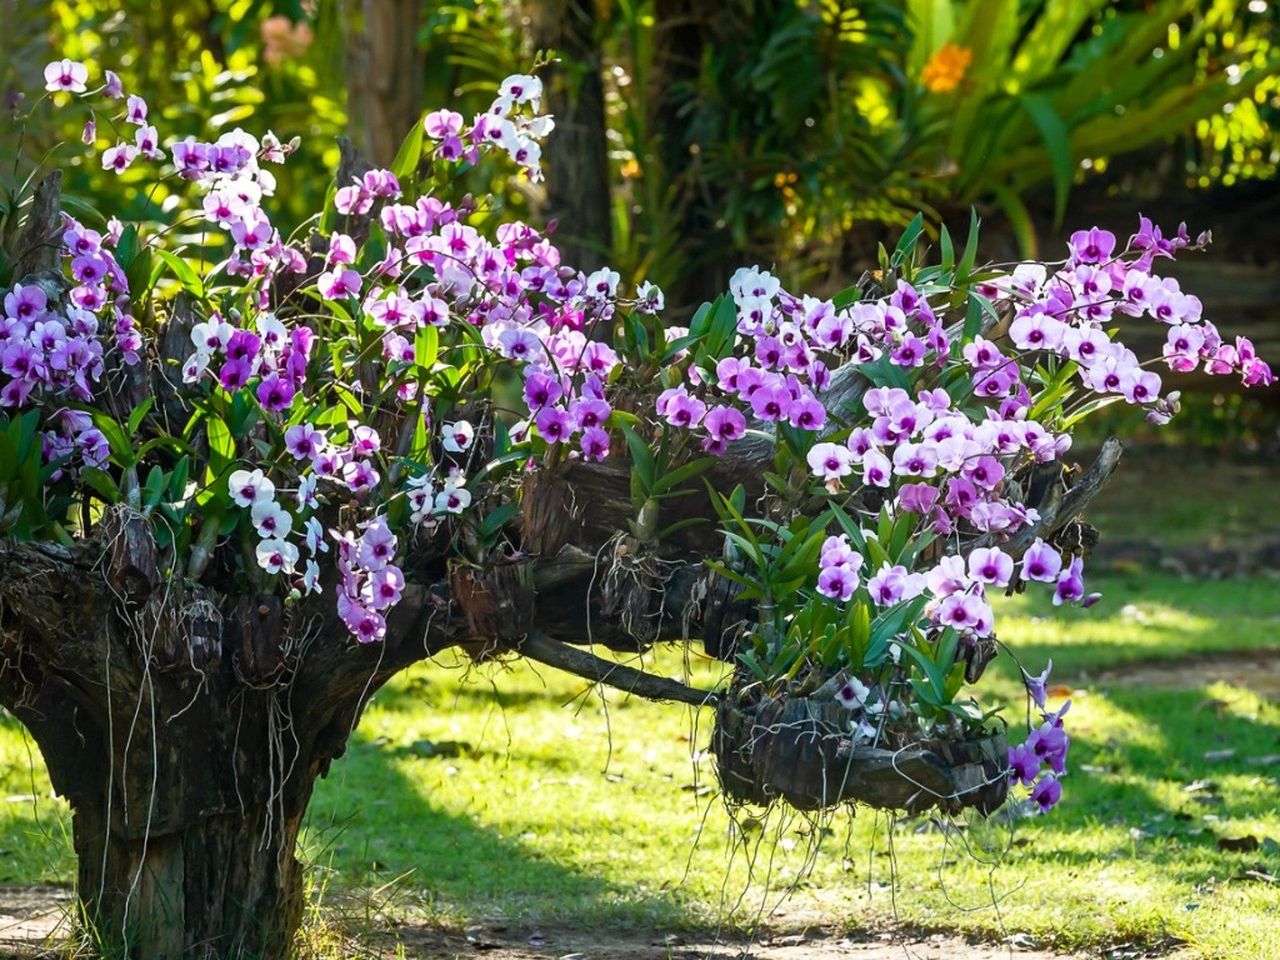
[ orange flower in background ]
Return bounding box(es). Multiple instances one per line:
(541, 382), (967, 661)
(261, 15), (314, 67)
(920, 42), (972, 94)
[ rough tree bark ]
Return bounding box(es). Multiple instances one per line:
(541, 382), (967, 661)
(0, 516), (460, 957)
(340, 0), (425, 167)
(523, 0), (614, 271)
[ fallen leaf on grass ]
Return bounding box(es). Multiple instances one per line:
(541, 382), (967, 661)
(1217, 835), (1261, 853)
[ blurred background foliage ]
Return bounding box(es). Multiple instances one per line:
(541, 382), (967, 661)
(1, 0), (1277, 442)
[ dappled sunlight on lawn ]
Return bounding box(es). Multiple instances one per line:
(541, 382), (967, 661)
(4, 572), (1280, 956)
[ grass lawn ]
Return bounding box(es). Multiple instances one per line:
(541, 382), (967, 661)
(1084, 446), (1280, 550)
(3, 573), (1280, 958)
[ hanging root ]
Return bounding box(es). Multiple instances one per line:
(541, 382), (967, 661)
(597, 532), (685, 646)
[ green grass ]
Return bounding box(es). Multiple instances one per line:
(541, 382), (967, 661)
(1086, 448), (1280, 550)
(4, 573), (1280, 958)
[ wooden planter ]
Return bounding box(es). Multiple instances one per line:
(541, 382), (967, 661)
(712, 694), (1009, 816)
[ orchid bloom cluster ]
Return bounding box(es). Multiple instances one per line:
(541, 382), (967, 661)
(651, 223), (1269, 813)
(1009, 662), (1071, 814)
(1, 196), (146, 475)
(19, 58), (646, 645)
(7, 59), (1272, 818)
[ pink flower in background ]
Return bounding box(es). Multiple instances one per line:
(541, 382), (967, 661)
(318, 268), (361, 300)
(808, 442), (853, 481)
(1068, 227), (1115, 265)
(580, 426), (610, 461)
(101, 144), (138, 173)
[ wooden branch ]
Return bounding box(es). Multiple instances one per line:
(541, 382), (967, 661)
(520, 631), (719, 707)
(1004, 437), (1124, 556)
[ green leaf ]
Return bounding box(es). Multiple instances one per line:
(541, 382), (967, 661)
(471, 451), (527, 486)
(620, 424), (656, 494)
(115, 224), (140, 269)
(832, 284), (861, 310)
(891, 213), (925, 269)
(905, 0), (956, 74)
(655, 516), (710, 540)
(1019, 93), (1073, 227)
(87, 411), (134, 464)
(415, 326), (440, 369)
(154, 249), (205, 297)
(688, 300), (714, 339)
(623, 312), (651, 359)
(333, 385), (364, 418)
(167, 456), (191, 501)
(318, 180), (338, 234)
(650, 456), (715, 495)
(660, 334), (698, 363)
(390, 116), (426, 183)
(80, 467), (121, 504)
(962, 292), (984, 342)
(480, 501), (519, 539)
(828, 503), (867, 553)
(207, 416), (235, 472)
(955, 209), (981, 287)
(125, 249), (154, 301)
(142, 465), (167, 508)
(704, 560), (758, 591)
(1009, 0), (1109, 88)
(897, 641), (947, 702)
(127, 397), (155, 437)
(990, 183), (1037, 258)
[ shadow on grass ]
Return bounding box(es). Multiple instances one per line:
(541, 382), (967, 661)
(2, 698), (691, 930)
(959, 682), (1280, 891)
(303, 713), (697, 930)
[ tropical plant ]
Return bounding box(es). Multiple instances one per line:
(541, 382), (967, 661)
(899, 0), (1280, 252)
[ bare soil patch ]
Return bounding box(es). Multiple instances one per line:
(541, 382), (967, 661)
(0, 890), (1189, 960)
(1094, 648), (1280, 699)
(389, 922), (1174, 959)
(0, 886), (70, 958)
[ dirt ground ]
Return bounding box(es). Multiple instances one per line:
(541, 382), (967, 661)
(0, 886), (1182, 960)
(1094, 647), (1280, 700)
(387, 922), (1176, 960)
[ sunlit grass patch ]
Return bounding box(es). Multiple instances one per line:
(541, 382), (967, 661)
(4, 573), (1280, 957)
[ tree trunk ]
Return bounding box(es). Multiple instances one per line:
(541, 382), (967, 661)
(341, 0), (424, 167)
(0, 517), (454, 959)
(647, 0), (738, 316)
(69, 794), (306, 960)
(524, 0), (614, 271)
(0, 499), (715, 957)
